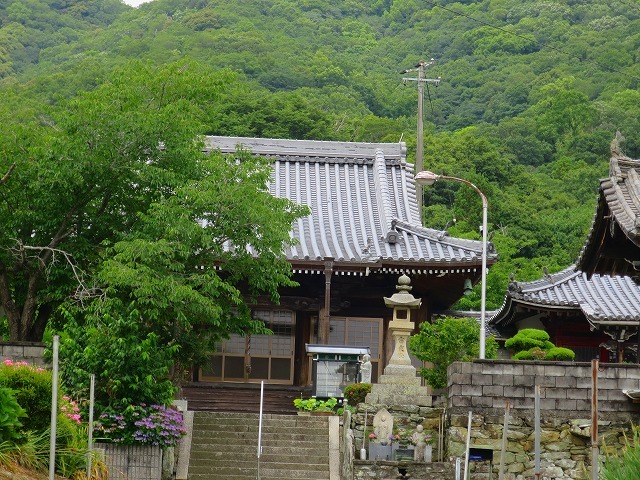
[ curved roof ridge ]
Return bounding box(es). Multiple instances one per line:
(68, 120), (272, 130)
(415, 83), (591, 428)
(393, 219), (489, 255)
(490, 265), (640, 326)
(576, 144), (640, 275)
(511, 265), (582, 294)
(373, 149), (393, 234)
(204, 136), (407, 160)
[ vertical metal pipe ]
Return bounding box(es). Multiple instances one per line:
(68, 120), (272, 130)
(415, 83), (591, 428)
(534, 385), (541, 479)
(498, 400), (510, 480)
(361, 410), (367, 460)
(49, 336), (59, 480)
(440, 409), (446, 462)
(592, 360), (599, 480)
(87, 374), (95, 479)
(479, 196), (488, 359)
(463, 411), (472, 480)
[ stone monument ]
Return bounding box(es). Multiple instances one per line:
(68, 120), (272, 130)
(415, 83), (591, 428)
(365, 274), (432, 406)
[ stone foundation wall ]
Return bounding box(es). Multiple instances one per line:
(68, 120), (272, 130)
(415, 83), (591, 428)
(353, 459), (454, 480)
(0, 341), (46, 366)
(447, 360), (640, 480)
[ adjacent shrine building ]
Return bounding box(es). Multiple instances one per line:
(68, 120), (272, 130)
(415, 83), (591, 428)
(489, 266), (640, 362)
(490, 137), (640, 363)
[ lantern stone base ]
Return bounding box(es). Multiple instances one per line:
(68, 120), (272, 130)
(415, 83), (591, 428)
(366, 363), (432, 406)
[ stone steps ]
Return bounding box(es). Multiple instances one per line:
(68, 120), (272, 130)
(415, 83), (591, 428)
(188, 412), (331, 480)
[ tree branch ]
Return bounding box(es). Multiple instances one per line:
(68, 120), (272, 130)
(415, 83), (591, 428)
(0, 163), (16, 186)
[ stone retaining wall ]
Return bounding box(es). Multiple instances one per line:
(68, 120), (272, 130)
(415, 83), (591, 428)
(353, 459), (454, 480)
(0, 341), (46, 366)
(447, 360), (640, 480)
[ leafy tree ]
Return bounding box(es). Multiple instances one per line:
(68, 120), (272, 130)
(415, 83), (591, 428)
(0, 59), (233, 341)
(58, 309), (178, 410)
(58, 146), (308, 396)
(409, 316), (498, 389)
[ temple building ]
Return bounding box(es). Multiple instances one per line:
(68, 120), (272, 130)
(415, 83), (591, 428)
(184, 136), (498, 410)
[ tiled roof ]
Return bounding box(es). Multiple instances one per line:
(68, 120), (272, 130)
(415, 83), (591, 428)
(205, 136), (497, 272)
(490, 265), (640, 328)
(577, 141), (640, 276)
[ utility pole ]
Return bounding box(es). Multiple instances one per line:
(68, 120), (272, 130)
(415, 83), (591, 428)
(401, 59), (441, 213)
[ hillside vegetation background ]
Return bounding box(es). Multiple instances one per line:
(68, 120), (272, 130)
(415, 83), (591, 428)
(2, 0), (639, 309)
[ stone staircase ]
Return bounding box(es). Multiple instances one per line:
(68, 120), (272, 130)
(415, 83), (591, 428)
(187, 412), (334, 480)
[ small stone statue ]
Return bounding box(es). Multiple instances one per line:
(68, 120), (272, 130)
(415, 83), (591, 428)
(373, 409), (393, 444)
(412, 425), (427, 461)
(360, 354), (372, 384)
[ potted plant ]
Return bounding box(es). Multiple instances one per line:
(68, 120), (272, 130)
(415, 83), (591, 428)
(293, 396), (338, 415)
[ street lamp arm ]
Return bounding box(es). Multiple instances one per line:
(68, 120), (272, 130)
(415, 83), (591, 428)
(415, 171), (487, 208)
(414, 170), (489, 360)
(437, 175), (488, 210)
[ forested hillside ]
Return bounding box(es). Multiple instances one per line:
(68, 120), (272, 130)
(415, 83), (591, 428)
(2, 0), (639, 309)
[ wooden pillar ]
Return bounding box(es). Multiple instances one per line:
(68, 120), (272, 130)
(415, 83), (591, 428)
(318, 258), (334, 344)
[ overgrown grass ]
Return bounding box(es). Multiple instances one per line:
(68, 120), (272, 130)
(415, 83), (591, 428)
(600, 425), (640, 479)
(0, 430), (107, 479)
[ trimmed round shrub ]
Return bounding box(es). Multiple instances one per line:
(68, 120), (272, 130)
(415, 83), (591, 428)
(513, 350), (534, 360)
(505, 328), (550, 351)
(343, 383), (372, 406)
(545, 347), (576, 361)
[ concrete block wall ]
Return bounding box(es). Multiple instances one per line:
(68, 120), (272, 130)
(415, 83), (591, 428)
(448, 360), (640, 415)
(0, 341), (47, 367)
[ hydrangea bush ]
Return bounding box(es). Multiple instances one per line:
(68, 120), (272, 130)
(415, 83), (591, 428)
(95, 404), (186, 448)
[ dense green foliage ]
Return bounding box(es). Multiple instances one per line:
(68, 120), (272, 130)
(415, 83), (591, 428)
(409, 316), (498, 389)
(0, 386), (25, 442)
(505, 328), (575, 361)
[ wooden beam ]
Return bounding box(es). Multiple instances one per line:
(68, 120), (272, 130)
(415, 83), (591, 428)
(318, 258), (334, 344)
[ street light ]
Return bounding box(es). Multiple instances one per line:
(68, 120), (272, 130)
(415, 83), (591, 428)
(414, 170), (488, 359)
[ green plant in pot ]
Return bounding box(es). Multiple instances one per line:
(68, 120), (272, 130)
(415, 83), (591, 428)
(293, 397), (338, 414)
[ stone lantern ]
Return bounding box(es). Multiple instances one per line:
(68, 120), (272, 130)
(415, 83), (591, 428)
(365, 274), (432, 407)
(383, 274), (421, 373)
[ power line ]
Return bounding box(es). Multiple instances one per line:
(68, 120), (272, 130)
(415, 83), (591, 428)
(424, 0), (640, 83)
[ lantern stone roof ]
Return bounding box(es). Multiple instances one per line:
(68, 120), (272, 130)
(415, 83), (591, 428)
(205, 136), (497, 275)
(490, 265), (640, 330)
(577, 135), (640, 277)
